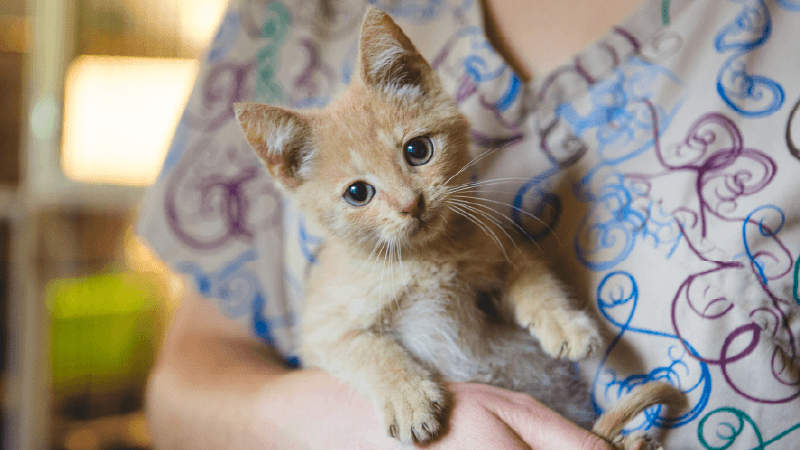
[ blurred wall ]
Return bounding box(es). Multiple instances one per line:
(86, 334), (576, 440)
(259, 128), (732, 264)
(1, 0), (224, 448)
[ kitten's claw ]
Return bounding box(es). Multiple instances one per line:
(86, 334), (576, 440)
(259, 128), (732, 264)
(619, 431), (663, 450)
(555, 341), (599, 360)
(526, 308), (602, 361)
(380, 379), (447, 444)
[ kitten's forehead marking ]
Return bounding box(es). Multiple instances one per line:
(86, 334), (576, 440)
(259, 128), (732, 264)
(378, 128), (399, 148)
(349, 150), (371, 176)
(347, 127), (396, 168)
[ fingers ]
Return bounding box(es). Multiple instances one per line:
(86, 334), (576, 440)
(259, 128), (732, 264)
(421, 383), (614, 450)
(422, 419), (532, 450)
(476, 385), (614, 450)
(422, 393), (532, 450)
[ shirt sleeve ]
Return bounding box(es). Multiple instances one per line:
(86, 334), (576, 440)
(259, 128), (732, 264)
(136, 0), (299, 361)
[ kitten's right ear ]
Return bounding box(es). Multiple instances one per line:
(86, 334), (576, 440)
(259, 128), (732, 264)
(234, 102), (314, 191)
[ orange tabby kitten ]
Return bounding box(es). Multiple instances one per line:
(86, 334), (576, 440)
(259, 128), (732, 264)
(235, 8), (681, 449)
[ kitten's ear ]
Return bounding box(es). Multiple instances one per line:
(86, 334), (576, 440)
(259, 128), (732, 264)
(234, 102), (314, 191)
(357, 7), (440, 100)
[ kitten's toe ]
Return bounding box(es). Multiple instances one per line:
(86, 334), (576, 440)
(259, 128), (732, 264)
(381, 379), (447, 444)
(533, 311), (602, 360)
(620, 431), (663, 450)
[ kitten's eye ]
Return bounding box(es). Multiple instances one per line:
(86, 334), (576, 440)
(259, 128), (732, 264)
(343, 181), (376, 206)
(404, 136), (434, 166)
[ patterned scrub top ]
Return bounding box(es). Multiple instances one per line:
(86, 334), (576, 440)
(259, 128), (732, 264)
(137, 0), (800, 447)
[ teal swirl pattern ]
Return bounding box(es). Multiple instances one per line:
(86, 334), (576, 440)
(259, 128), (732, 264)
(256, 2), (292, 103)
(698, 407), (800, 449)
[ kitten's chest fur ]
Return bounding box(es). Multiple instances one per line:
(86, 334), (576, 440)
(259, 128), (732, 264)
(300, 238), (593, 427)
(303, 237), (508, 335)
(304, 243), (505, 368)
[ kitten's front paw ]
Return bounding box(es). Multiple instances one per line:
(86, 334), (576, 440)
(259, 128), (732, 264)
(522, 308), (602, 360)
(381, 379), (447, 444)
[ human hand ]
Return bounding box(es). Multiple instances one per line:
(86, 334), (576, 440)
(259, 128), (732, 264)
(269, 375), (611, 450)
(421, 382), (612, 450)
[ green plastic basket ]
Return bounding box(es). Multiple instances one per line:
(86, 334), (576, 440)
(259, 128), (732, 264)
(47, 271), (162, 395)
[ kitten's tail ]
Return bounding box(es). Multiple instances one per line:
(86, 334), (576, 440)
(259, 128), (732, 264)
(592, 382), (685, 449)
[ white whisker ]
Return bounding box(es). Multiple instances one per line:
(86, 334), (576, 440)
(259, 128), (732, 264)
(451, 194), (563, 248)
(446, 177), (532, 194)
(445, 188), (521, 196)
(448, 199), (526, 268)
(449, 199), (522, 248)
(370, 239), (387, 276)
(388, 238), (399, 314)
(449, 198), (541, 256)
(377, 239), (389, 337)
(444, 137), (525, 186)
(396, 240), (412, 299)
(360, 238), (384, 273)
(449, 203), (511, 262)
(444, 146), (503, 186)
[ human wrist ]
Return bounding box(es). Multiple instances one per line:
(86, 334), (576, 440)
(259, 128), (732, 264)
(256, 369), (395, 450)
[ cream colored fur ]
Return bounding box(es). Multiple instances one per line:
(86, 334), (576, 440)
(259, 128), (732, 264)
(235, 7), (682, 448)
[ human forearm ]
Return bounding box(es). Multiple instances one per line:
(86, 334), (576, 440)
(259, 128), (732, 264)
(145, 291), (612, 450)
(146, 336), (291, 449)
(145, 293), (396, 450)
(147, 358), (386, 450)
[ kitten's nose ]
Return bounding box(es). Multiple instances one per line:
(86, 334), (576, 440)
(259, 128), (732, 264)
(400, 195), (424, 219)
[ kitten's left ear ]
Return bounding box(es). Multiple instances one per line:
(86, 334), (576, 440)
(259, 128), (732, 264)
(357, 7), (442, 100)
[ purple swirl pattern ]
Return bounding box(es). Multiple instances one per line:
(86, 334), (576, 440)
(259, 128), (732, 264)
(165, 141), (281, 251)
(289, 38), (338, 107)
(655, 113), (777, 233)
(628, 111), (800, 403)
(185, 62), (256, 132)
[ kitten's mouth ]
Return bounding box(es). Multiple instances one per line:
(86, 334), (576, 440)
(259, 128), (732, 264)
(403, 217), (425, 238)
(404, 208), (440, 240)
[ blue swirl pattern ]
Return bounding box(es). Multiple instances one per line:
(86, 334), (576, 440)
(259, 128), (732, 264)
(593, 272), (711, 430)
(575, 173), (682, 271)
(715, 0), (785, 117)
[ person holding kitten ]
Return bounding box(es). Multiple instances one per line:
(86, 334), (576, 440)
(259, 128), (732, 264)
(139, 0), (800, 449)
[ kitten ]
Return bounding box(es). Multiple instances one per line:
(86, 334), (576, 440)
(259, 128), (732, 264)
(235, 7), (682, 449)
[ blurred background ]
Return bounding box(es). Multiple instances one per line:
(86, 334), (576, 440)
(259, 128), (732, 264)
(0, 0), (228, 448)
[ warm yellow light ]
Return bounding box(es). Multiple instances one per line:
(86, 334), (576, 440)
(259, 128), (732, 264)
(178, 0), (229, 52)
(62, 56), (199, 186)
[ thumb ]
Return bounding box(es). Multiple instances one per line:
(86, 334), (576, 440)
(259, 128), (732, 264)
(489, 394), (613, 450)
